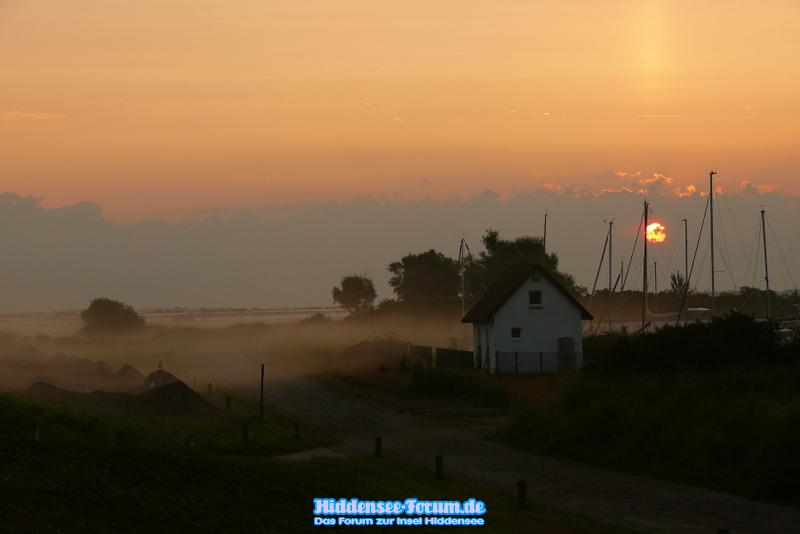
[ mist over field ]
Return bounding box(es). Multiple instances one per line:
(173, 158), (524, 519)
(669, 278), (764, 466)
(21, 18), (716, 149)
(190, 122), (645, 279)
(2, 185), (798, 314)
(0, 308), (462, 395)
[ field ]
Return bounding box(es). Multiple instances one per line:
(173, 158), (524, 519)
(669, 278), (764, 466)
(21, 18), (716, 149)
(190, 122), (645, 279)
(0, 314), (639, 533)
(0, 390), (634, 534)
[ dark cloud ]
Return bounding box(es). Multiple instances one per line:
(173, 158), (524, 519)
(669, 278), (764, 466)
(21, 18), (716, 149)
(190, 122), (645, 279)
(0, 189), (797, 313)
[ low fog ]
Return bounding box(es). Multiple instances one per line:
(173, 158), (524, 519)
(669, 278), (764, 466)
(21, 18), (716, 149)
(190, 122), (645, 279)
(0, 310), (466, 396)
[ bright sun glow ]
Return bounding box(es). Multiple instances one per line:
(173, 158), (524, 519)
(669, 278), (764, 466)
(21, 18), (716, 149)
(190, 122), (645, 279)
(646, 222), (666, 243)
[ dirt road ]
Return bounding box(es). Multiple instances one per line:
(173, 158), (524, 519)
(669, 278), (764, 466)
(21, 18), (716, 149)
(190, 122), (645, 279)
(263, 373), (800, 534)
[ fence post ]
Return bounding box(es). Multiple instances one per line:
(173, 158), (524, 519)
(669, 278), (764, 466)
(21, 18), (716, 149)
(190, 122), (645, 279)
(517, 481), (527, 509)
(259, 363), (265, 423)
(514, 351), (518, 374)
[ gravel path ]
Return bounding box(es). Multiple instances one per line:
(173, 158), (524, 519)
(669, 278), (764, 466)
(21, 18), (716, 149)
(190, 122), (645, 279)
(262, 372), (800, 534)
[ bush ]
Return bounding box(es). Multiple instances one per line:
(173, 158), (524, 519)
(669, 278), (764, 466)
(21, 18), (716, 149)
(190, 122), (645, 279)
(79, 298), (145, 335)
(584, 311), (793, 374)
(408, 363), (510, 408)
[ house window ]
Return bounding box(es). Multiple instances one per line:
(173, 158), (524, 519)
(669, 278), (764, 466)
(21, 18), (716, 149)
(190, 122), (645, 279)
(528, 290), (543, 307)
(511, 327), (522, 339)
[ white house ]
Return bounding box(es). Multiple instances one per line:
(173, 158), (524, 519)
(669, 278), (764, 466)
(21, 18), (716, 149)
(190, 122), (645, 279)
(461, 264), (593, 373)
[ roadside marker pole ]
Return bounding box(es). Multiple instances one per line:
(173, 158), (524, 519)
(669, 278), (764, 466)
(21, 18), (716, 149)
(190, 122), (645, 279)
(259, 363), (265, 423)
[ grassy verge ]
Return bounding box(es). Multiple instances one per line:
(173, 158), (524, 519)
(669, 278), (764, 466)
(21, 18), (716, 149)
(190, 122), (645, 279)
(501, 367), (800, 505)
(0, 392), (638, 533)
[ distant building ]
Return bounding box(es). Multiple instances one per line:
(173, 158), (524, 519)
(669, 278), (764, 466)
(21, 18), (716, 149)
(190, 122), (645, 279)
(462, 264), (593, 373)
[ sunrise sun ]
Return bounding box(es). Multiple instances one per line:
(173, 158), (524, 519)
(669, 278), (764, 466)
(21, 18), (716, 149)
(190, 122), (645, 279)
(646, 222), (666, 243)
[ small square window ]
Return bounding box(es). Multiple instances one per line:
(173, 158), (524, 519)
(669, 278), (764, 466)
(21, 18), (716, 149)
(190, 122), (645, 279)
(511, 327), (521, 338)
(528, 290), (542, 306)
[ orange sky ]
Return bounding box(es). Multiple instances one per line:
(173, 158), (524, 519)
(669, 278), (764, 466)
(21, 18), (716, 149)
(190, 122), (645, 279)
(2, 1), (799, 221)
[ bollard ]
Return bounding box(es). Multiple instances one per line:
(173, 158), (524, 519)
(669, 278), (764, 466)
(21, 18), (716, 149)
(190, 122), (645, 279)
(259, 364), (265, 423)
(517, 481), (527, 509)
(374, 437), (382, 458)
(435, 455), (443, 479)
(241, 425), (249, 442)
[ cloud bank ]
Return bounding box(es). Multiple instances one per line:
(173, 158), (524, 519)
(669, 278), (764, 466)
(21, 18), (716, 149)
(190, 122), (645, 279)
(1, 184), (798, 313)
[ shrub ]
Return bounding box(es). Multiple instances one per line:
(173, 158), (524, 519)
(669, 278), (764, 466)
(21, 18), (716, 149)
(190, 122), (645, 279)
(79, 298), (145, 335)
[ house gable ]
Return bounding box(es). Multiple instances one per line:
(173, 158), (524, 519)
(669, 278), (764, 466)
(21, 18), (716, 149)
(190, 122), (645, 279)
(461, 264), (592, 324)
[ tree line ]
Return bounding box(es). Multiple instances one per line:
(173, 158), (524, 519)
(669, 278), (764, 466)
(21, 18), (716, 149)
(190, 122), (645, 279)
(332, 229), (586, 317)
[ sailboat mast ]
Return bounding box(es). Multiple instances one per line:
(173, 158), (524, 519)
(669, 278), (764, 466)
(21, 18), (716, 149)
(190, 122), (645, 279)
(608, 220), (613, 331)
(761, 208), (771, 318)
(542, 213), (548, 266)
(683, 219), (688, 283)
(642, 200), (648, 329)
(709, 171), (717, 319)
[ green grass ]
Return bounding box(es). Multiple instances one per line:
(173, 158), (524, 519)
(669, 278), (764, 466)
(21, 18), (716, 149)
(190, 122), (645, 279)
(0, 392), (640, 533)
(501, 366), (800, 505)
(408, 363), (511, 408)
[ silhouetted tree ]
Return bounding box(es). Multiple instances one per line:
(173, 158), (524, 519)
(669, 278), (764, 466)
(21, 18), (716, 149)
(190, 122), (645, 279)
(387, 250), (460, 307)
(79, 298), (145, 334)
(332, 274), (377, 315)
(466, 229), (586, 298)
(668, 272), (692, 297)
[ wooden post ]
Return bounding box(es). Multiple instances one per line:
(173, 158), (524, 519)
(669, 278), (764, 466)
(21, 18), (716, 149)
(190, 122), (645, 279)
(241, 425), (249, 442)
(374, 437), (382, 458)
(259, 364), (265, 423)
(186, 433), (194, 450)
(435, 455), (443, 479)
(517, 481), (527, 509)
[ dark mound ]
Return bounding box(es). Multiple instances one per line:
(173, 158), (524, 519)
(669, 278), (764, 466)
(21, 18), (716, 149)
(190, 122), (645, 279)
(49, 353), (113, 375)
(122, 381), (221, 419)
(23, 381), (84, 403)
(115, 364), (145, 386)
(22, 380), (222, 419)
(143, 369), (180, 388)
